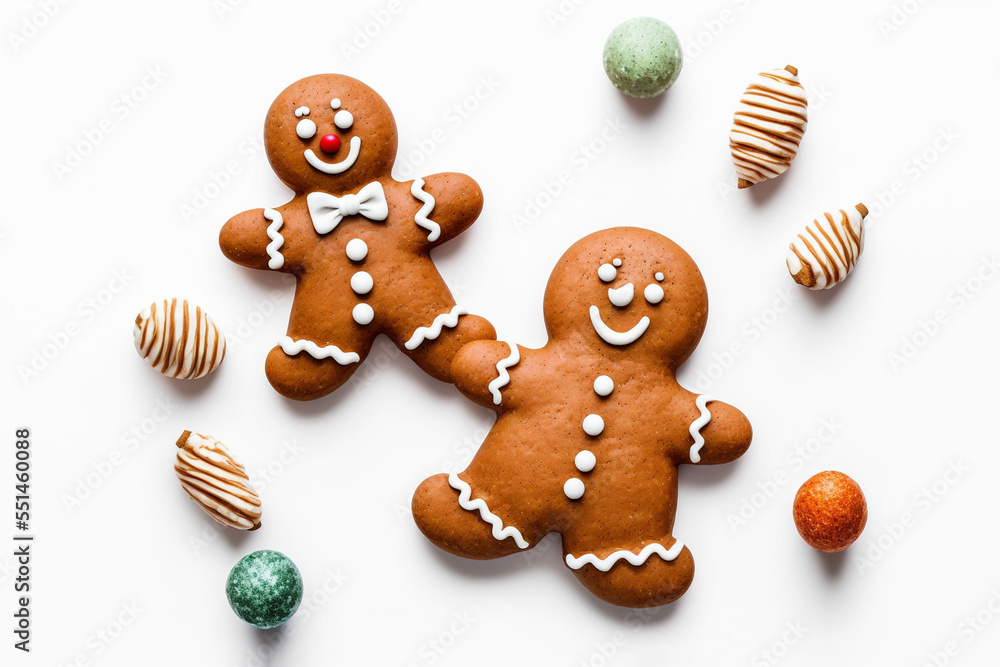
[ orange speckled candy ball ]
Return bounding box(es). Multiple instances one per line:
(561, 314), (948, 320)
(793, 471), (867, 552)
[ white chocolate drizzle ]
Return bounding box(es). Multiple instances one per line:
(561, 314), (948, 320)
(688, 395), (716, 463)
(175, 431), (262, 531)
(786, 204), (868, 290)
(730, 65), (808, 188)
(278, 336), (360, 365)
(411, 177), (441, 242)
(133, 298), (226, 379)
(263, 208), (285, 270)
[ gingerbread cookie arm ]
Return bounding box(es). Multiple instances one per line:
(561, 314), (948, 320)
(220, 207), (289, 272)
(685, 396), (752, 465)
(408, 173), (484, 247)
(451, 340), (521, 410)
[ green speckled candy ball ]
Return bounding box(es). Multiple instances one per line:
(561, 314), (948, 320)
(603, 17), (683, 99)
(225, 550), (303, 629)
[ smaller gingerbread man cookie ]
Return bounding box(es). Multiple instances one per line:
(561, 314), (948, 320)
(412, 227), (752, 608)
(220, 74), (495, 400)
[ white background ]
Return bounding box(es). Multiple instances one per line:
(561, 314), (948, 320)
(3, 0), (999, 665)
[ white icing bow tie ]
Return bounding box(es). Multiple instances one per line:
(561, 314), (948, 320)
(307, 182), (389, 234)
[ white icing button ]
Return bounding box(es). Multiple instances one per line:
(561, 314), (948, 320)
(644, 283), (665, 305)
(582, 414), (605, 436)
(612, 258), (622, 267)
(352, 303), (374, 326)
(350, 271), (374, 295)
(575, 450), (596, 473)
(655, 272), (664, 281)
(564, 478), (585, 500)
(597, 263), (617, 282)
(334, 109), (354, 130)
(345, 238), (368, 261)
(593, 375), (614, 397)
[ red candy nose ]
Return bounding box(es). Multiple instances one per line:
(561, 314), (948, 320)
(319, 134), (341, 154)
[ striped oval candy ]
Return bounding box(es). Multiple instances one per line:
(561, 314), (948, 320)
(730, 65), (808, 189)
(133, 298), (225, 379)
(787, 204), (869, 290)
(175, 431), (262, 531)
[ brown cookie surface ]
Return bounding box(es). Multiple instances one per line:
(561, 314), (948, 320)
(412, 227), (752, 608)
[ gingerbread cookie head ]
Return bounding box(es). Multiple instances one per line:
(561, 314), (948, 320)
(543, 227), (708, 369)
(264, 73), (398, 195)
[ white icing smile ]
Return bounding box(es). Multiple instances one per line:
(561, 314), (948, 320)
(589, 305), (650, 346)
(304, 135), (362, 174)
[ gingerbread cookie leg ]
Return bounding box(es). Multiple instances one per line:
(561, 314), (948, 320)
(564, 536), (695, 608)
(412, 473), (539, 560)
(396, 308), (496, 384)
(264, 341), (366, 401)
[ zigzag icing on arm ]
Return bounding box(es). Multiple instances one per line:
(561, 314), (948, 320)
(404, 305), (468, 350)
(487, 342), (520, 405)
(688, 394), (716, 463)
(410, 177), (441, 242)
(565, 541), (684, 572)
(278, 336), (360, 365)
(449, 474), (529, 548)
(263, 208), (285, 270)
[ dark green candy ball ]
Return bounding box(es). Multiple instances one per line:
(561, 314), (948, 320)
(225, 550), (303, 629)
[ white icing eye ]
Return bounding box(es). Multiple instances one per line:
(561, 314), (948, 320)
(598, 264), (617, 282)
(294, 106), (310, 118)
(613, 258), (622, 267)
(644, 283), (665, 305)
(655, 272), (664, 282)
(331, 98), (341, 110)
(334, 110), (354, 130)
(296, 119), (317, 140)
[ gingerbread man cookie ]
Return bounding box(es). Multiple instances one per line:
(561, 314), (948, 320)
(220, 74), (496, 400)
(412, 228), (752, 608)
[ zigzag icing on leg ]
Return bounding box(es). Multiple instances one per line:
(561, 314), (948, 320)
(565, 540), (685, 572)
(487, 342), (520, 405)
(263, 208), (285, 270)
(688, 394), (716, 463)
(404, 305), (468, 350)
(448, 473), (529, 549)
(278, 336), (360, 365)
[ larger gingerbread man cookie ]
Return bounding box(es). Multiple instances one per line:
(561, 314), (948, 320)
(220, 74), (495, 400)
(412, 227), (752, 608)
